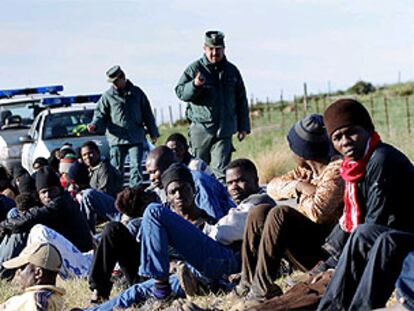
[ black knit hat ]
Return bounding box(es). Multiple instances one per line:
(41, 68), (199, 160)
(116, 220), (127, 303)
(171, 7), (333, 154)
(68, 162), (90, 186)
(35, 166), (61, 192)
(324, 98), (374, 137)
(161, 163), (195, 191)
(18, 174), (36, 194)
(287, 114), (330, 160)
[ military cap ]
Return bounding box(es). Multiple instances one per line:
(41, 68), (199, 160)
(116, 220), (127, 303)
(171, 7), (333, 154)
(106, 65), (125, 82)
(205, 31), (225, 48)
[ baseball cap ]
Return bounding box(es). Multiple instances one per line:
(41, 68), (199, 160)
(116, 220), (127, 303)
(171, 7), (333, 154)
(2, 242), (62, 272)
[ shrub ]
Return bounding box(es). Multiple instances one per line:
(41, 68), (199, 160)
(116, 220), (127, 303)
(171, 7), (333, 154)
(347, 80), (376, 95)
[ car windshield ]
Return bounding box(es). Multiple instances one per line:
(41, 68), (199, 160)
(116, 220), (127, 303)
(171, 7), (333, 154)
(43, 109), (104, 140)
(0, 104), (35, 130)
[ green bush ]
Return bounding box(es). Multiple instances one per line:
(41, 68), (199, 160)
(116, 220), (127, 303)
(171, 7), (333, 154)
(348, 80), (376, 95)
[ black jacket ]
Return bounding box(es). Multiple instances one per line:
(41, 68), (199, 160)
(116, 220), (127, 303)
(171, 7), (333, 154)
(0, 191), (93, 252)
(324, 142), (414, 259)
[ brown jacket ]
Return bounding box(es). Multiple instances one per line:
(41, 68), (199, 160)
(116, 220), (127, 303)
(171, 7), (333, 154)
(267, 159), (344, 225)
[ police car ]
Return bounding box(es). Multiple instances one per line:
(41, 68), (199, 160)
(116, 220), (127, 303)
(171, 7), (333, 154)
(0, 85), (64, 171)
(20, 95), (110, 174)
(20, 94), (152, 184)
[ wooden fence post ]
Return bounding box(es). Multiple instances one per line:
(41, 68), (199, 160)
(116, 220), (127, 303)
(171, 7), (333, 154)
(384, 96), (390, 135)
(266, 97), (271, 123)
(168, 105), (174, 128)
(178, 103), (183, 120)
(370, 96), (375, 122)
(294, 96), (299, 122)
(160, 108), (164, 125)
(406, 96), (411, 134)
(303, 83), (308, 116)
(315, 97), (320, 114)
(153, 108), (157, 125)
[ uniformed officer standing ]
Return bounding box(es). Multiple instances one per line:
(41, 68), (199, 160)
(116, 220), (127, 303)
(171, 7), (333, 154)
(175, 31), (251, 182)
(88, 66), (159, 187)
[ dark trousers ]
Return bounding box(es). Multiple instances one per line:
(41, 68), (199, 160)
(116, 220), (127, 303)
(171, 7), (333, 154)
(88, 222), (140, 297)
(241, 205), (330, 298)
(318, 224), (414, 311)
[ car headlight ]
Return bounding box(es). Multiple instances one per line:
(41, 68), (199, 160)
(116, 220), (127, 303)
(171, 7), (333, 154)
(0, 146), (22, 159)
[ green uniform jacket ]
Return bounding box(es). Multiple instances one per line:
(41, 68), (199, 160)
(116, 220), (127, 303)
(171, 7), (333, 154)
(175, 55), (250, 138)
(92, 80), (159, 146)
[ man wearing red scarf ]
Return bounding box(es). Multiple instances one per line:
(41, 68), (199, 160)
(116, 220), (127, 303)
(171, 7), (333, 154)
(317, 99), (414, 310)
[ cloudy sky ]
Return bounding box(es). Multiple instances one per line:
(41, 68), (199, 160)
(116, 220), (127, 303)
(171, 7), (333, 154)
(1, 0), (413, 120)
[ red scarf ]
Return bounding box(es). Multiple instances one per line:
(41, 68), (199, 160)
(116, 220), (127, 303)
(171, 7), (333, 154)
(339, 131), (381, 232)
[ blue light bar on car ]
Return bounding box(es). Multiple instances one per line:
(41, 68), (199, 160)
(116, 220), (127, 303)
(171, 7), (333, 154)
(41, 94), (101, 106)
(0, 85), (63, 99)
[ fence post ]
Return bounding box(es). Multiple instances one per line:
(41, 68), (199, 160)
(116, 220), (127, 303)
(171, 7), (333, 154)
(294, 96), (299, 122)
(266, 97), (271, 123)
(323, 96), (327, 111)
(315, 97), (320, 114)
(153, 108), (157, 125)
(178, 103), (183, 120)
(383, 96), (390, 135)
(168, 105), (174, 128)
(406, 96), (411, 134)
(160, 108), (164, 125)
(303, 83), (308, 116)
(370, 96), (375, 122)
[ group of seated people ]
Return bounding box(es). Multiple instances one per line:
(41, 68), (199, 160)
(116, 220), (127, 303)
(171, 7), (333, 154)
(1, 98), (414, 311)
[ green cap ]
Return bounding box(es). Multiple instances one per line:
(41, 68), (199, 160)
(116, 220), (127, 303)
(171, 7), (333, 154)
(106, 65), (124, 82)
(204, 31), (225, 48)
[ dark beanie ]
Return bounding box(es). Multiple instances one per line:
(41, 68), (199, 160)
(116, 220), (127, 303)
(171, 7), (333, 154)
(18, 174), (36, 194)
(161, 163), (195, 191)
(324, 98), (374, 137)
(68, 162), (90, 186)
(287, 114), (330, 160)
(36, 166), (61, 192)
(13, 166), (29, 179)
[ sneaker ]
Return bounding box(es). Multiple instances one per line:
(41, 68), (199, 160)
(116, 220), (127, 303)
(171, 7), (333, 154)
(176, 261), (203, 297)
(90, 289), (109, 304)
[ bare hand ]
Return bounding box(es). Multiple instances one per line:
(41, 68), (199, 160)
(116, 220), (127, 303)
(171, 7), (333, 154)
(87, 124), (96, 133)
(194, 72), (205, 87)
(150, 136), (158, 144)
(237, 131), (248, 142)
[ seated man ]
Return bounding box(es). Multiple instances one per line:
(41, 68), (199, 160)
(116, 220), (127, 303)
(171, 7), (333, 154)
(233, 114), (344, 307)
(165, 133), (213, 176)
(78, 141), (123, 232)
(316, 98), (414, 274)
(0, 166), (93, 278)
(0, 242), (65, 310)
(146, 145), (235, 220)
(81, 141), (123, 197)
(317, 224), (414, 310)
(87, 159), (275, 310)
(88, 166), (215, 303)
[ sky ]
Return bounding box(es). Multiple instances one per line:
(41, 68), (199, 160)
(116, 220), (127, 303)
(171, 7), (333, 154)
(1, 0), (414, 122)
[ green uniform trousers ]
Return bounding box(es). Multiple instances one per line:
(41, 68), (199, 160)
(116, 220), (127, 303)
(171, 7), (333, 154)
(188, 124), (233, 182)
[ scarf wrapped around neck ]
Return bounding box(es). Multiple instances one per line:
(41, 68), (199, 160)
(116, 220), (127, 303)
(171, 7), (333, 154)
(339, 131), (381, 232)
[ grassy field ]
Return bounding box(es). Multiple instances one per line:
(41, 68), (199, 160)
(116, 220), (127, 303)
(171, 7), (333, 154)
(1, 83), (413, 309)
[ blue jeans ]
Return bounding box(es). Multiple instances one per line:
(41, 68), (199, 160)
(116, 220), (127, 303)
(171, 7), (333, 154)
(85, 275), (184, 310)
(80, 189), (121, 233)
(397, 251), (414, 311)
(110, 144), (143, 187)
(138, 203), (240, 280)
(318, 224), (414, 311)
(0, 232), (28, 279)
